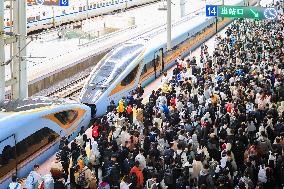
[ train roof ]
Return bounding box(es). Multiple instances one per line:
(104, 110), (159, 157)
(145, 15), (212, 53)
(0, 96), (78, 113)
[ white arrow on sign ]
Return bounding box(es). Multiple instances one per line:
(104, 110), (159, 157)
(250, 9), (259, 18)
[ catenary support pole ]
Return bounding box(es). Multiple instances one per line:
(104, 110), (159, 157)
(180, 0), (185, 18)
(12, 0), (27, 99)
(18, 0), (27, 98)
(167, 0), (171, 51)
(0, 0), (5, 102)
(87, 0), (89, 20)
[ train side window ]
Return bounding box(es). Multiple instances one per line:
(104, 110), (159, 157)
(54, 110), (78, 125)
(0, 127), (59, 179)
(94, 4), (96, 8)
(79, 7), (82, 11)
(121, 65), (139, 86)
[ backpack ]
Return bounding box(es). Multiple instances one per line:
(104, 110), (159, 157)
(175, 150), (185, 167)
(164, 168), (173, 185)
(219, 127), (227, 140)
(77, 169), (88, 187)
(198, 174), (209, 186)
(164, 149), (175, 165)
(25, 172), (35, 189)
(92, 126), (99, 138)
(146, 179), (156, 189)
(176, 177), (186, 189)
(149, 132), (157, 142)
(258, 140), (269, 155)
(143, 166), (157, 181)
(107, 164), (120, 184)
(130, 172), (138, 187)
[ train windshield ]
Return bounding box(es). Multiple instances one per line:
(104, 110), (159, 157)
(90, 43), (144, 86)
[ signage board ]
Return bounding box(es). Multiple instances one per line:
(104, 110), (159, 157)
(205, 5), (278, 20)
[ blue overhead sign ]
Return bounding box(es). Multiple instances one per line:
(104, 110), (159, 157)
(206, 5), (218, 17)
(59, 0), (69, 6)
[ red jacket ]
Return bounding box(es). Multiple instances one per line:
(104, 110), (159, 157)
(130, 166), (144, 188)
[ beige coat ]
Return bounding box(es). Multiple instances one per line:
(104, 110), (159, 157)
(192, 160), (203, 179)
(75, 166), (96, 188)
(136, 108), (144, 122)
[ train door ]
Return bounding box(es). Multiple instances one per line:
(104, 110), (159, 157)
(0, 134), (17, 180)
(159, 48), (164, 73)
(154, 48), (164, 78)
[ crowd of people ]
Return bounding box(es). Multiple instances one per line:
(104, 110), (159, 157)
(14, 4), (284, 189)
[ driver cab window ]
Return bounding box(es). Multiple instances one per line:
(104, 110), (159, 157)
(121, 65), (139, 86)
(54, 110), (78, 125)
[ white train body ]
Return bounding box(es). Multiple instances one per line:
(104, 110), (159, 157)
(79, 0), (257, 116)
(0, 97), (91, 188)
(4, 0), (156, 33)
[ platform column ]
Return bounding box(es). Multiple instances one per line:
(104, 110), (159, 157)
(167, 0), (171, 51)
(0, 1), (5, 102)
(12, 0), (27, 99)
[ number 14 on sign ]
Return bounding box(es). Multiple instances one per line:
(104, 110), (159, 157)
(206, 5), (218, 17)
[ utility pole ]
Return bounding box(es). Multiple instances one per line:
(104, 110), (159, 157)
(167, 0), (171, 51)
(0, 0), (5, 102)
(11, 0), (28, 99)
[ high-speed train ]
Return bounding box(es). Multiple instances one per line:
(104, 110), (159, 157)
(0, 97), (91, 189)
(4, 0), (157, 33)
(80, 0), (257, 116)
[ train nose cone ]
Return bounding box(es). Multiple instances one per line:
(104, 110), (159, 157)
(80, 88), (102, 104)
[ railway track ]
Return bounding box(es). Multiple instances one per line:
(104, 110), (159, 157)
(46, 75), (89, 98)
(28, 0), (161, 37)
